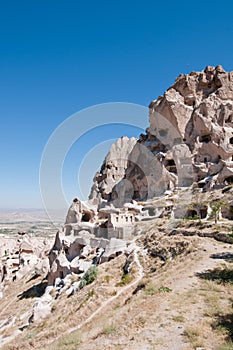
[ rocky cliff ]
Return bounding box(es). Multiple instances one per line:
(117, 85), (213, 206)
(90, 65), (233, 207)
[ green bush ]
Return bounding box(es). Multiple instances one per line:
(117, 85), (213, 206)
(184, 214), (199, 221)
(80, 266), (98, 288)
(145, 285), (156, 295)
(158, 286), (172, 293)
(116, 273), (133, 287)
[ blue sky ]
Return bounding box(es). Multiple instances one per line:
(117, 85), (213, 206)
(0, 0), (233, 209)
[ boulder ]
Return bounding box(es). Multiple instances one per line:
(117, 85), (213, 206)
(30, 294), (52, 323)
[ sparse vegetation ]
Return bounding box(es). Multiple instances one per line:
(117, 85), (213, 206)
(55, 334), (80, 350)
(172, 315), (185, 322)
(116, 272), (133, 286)
(197, 267), (233, 284)
(102, 325), (117, 335)
(183, 325), (205, 348)
(185, 214), (200, 221)
(80, 266), (98, 288)
(1, 202), (233, 350)
(213, 313), (233, 342)
(158, 286), (172, 293)
(104, 275), (112, 283)
(210, 201), (224, 223)
(144, 284), (156, 295)
(217, 343), (233, 350)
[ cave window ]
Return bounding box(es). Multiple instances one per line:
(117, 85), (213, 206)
(165, 159), (177, 174)
(204, 157), (208, 163)
(200, 207), (208, 219)
(126, 217), (128, 222)
(82, 212), (91, 222)
(116, 217), (119, 223)
(186, 209), (197, 218)
(232, 155), (233, 161)
(230, 137), (233, 145)
(112, 174), (115, 180)
(100, 222), (108, 229)
(200, 134), (211, 143)
(226, 114), (233, 123)
(224, 176), (233, 184)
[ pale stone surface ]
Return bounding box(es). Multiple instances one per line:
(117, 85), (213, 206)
(47, 227), (129, 286)
(47, 66), (233, 287)
(0, 235), (50, 299)
(31, 294), (52, 323)
(89, 65), (233, 205)
(89, 136), (137, 203)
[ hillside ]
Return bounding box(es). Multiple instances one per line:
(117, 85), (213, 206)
(0, 65), (233, 350)
(0, 215), (233, 350)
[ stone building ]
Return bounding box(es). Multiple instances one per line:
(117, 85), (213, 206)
(107, 212), (135, 240)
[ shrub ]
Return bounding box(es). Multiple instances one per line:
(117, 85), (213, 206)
(102, 325), (117, 335)
(158, 286), (172, 293)
(116, 273), (133, 287)
(80, 266), (98, 288)
(145, 285), (156, 295)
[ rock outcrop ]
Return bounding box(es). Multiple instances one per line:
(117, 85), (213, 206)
(47, 230), (126, 287)
(46, 65), (233, 290)
(89, 136), (137, 203)
(0, 235), (50, 298)
(89, 65), (233, 206)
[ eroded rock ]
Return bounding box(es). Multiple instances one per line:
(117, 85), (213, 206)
(89, 65), (233, 206)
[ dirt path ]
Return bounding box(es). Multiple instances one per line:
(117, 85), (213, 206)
(69, 237), (233, 350)
(140, 237), (233, 350)
(66, 243), (144, 335)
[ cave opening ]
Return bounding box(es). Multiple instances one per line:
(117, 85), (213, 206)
(224, 176), (233, 184)
(226, 114), (233, 124)
(82, 212), (92, 222)
(200, 134), (211, 143)
(164, 159), (177, 174)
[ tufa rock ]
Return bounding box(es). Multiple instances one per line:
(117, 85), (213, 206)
(89, 65), (233, 205)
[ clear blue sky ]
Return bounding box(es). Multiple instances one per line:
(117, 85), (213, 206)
(0, 0), (233, 209)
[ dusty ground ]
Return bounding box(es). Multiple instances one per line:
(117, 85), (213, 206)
(1, 221), (232, 350)
(49, 236), (232, 350)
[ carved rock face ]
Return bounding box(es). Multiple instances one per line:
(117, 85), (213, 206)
(89, 66), (233, 207)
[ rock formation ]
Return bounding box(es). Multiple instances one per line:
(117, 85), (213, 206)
(0, 235), (50, 299)
(46, 65), (233, 292)
(89, 136), (137, 203)
(90, 65), (233, 206)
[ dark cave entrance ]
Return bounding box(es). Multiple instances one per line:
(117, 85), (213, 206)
(81, 211), (92, 222)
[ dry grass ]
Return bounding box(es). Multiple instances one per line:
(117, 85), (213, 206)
(1, 227), (233, 350)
